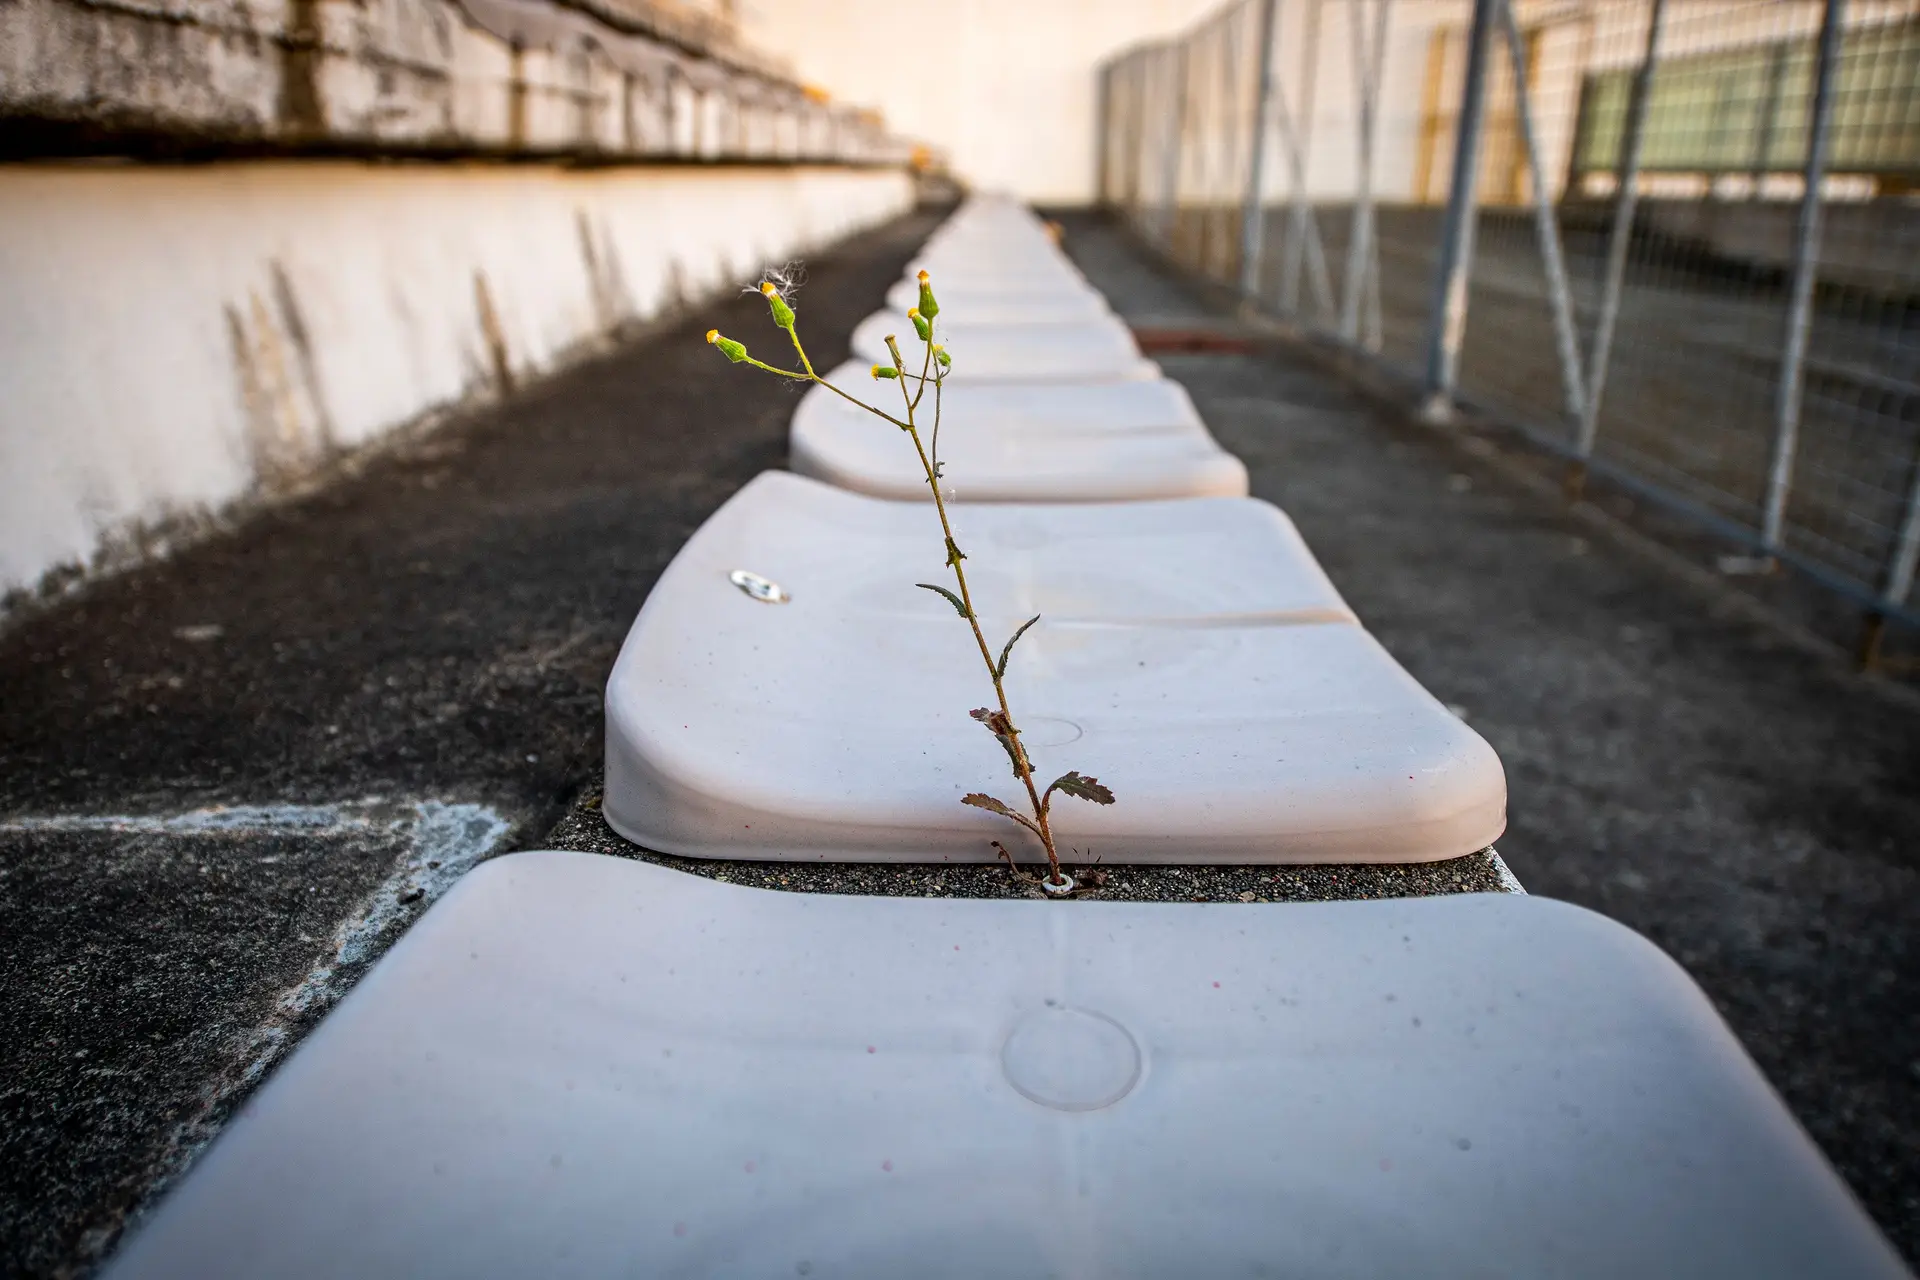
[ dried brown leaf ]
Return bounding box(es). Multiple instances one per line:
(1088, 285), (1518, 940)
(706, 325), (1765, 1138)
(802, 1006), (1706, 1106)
(961, 793), (1016, 818)
(1048, 771), (1115, 805)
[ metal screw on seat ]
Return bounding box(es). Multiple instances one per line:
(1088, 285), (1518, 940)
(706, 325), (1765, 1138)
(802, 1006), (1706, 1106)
(728, 569), (789, 604)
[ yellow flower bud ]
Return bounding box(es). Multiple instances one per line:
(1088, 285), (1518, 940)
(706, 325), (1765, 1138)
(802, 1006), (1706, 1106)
(707, 329), (749, 363)
(760, 281), (795, 330)
(871, 364), (899, 380)
(916, 269), (939, 320)
(909, 307), (931, 342)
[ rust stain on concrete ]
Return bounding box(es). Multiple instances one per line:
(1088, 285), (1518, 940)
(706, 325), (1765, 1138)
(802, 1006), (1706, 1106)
(268, 260), (337, 451)
(227, 287), (327, 490)
(506, 45), (527, 149)
(575, 209), (632, 333)
(472, 270), (513, 394)
(277, 0), (326, 138)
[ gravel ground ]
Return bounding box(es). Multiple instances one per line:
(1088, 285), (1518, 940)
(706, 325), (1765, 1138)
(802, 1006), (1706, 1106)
(1049, 210), (1920, 1265)
(544, 780), (1515, 901)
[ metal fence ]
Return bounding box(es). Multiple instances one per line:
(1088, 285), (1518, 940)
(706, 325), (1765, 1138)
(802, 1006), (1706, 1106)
(1099, 0), (1920, 656)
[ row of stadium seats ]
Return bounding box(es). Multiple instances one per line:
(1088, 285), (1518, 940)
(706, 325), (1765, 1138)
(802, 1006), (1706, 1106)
(102, 198), (1903, 1280)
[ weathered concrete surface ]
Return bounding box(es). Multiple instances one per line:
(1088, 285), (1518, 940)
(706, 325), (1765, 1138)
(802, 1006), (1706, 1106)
(0, 161), (912, 611)
(0, 0), (897, 163)
(0, 208), (941, 1278)
(1051, 210), (1920, 1265)
(0, 802), (510, 1276)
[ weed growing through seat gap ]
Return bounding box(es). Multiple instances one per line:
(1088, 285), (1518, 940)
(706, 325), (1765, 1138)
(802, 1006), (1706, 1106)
(707, 270), (1113, 896)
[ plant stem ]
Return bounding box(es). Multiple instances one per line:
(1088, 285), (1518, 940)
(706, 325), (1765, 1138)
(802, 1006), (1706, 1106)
(905, 411), (1067, 886)
(788, 326), (1068, 887)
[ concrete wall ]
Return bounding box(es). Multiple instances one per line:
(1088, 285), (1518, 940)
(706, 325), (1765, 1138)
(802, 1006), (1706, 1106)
(0, 161), (913, 604)
(738, 0), (1222, 203)
(0, 0), (902, 163)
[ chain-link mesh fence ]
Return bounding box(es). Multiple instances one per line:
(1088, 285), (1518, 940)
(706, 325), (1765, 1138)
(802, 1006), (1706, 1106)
(1099, 0), (1920, 657)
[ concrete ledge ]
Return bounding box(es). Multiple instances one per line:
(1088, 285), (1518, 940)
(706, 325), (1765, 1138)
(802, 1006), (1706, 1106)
(0, 0), (905, 164)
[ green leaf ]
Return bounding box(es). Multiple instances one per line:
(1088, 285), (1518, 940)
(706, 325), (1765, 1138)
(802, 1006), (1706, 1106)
(1048, 772), (1115, 805)
(961, 793), (1015, 818)
(995, 614), (1041, 680)
(916, 583), (970, 618)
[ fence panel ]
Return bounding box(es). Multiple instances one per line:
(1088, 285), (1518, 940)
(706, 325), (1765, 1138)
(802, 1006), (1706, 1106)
(1098, 0), (1920, 640)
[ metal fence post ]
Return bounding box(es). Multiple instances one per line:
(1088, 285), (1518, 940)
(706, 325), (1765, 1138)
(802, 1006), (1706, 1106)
(1420, 0), (1498, 420)
(1130, 57), (1148, 226)
(1105, 61), (1121, 204)
(1158, 47), (1190, 248)
(1279, 0), (1324, 315)
(1341, 0), (1392, 348)
(1761, 0), (1846, 559)
(1569, 0), (1666, 497)
(1211, 15), (1247, 282)
(1867, 453), (1920, 666)
(1123, 57), (1146, 219)
(1498, 0), (1587, 426)
(1239, 0), (1281, 299)
(1270, 64), (1339, 317)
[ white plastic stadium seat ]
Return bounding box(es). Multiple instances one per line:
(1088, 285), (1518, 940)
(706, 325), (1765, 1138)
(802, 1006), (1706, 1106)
(602, 471), (1506, 864)
(104, 852), (1908, 1280)
(791, 359), (1248, 502)
(882, 276), (1113, 324)
(906, 255), (1091, 293)
(850, 310), (1157, 383)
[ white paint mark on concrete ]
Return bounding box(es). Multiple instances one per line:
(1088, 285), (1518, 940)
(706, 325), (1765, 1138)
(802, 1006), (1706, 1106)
(0, 801), (391, 835)
(272, 801), (511, 1024)
(2, 796), (513, 1062)
(1487, 849), (1527, 894)
(5, 794), (519, 1264)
